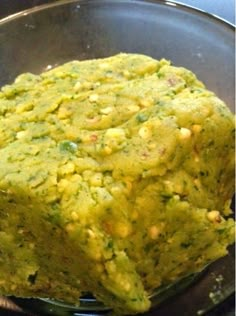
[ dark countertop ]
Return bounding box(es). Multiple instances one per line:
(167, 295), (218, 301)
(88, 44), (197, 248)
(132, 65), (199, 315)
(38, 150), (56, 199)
(0, 1), (235, 316)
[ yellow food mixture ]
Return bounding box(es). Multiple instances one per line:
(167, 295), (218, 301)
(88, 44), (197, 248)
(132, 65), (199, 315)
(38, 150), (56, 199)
(0, 54), (234, 315)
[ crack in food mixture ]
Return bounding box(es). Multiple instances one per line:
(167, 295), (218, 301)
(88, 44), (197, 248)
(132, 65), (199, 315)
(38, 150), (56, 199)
(0, 54), (234, 315)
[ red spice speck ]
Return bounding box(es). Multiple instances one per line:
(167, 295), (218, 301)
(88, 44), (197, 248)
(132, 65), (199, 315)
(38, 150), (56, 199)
(167, 77), (178, 87)
(90, 134), (98, 142)
(141, 151), (150, 160)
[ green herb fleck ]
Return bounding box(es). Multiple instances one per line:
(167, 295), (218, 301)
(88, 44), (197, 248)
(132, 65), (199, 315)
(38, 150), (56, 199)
(136, 113), (148, 123)
(59, 140), (78, 153)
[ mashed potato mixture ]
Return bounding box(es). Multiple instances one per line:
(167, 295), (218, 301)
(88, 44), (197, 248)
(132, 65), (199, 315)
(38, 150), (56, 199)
(0, 54), (234, 315)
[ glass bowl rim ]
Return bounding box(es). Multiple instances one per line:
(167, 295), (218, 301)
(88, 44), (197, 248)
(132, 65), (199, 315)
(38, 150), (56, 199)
(0, 0), (234, 315)
(0, 0), (235, 30)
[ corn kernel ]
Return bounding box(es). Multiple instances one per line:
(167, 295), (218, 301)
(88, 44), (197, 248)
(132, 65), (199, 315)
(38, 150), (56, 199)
(207, 210), (221, 223)
(90, 173), (103, 186)
(123, 70), (130, 78)
(58, 179), (69, 192)
(16, 131), (27, 139)
(120, 280), (131, 292)
(105, 128), (125, 139)
(100, 107), (113, 114)
(65, 223), (75, 233)
(89, 94), (99, 102)
(123, 177), (133, 194)
(194, 178), (201, 188)
(179, 127), (192, 139)
(60, 162), (75, 175)
(99, 63), (109, 69)
(73, 81), (81, 91)
(92, 251), (102, 261)
(192, 124), (202, 133)
(82, 81), (92, 89)
(87, 229), (96, 239)
(58, 107), (72, 119)
(148, 143), (157, 149)
(139, 126), (152, 139)
(148, 225), (160, 240)
(115, 222), (131, 238)
(71, 211), (79, 221)
(127, 105), (140, 113)
(140, 98), (153, 107)
(104, 145), (112, 155)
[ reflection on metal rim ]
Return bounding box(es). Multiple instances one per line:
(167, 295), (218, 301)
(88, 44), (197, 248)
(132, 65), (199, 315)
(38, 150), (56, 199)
(0, 0), (235, 29)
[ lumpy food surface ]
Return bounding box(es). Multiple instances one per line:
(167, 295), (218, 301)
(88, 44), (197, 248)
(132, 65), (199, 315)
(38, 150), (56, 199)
(0, 54), (234, 315)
